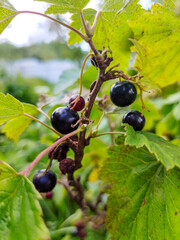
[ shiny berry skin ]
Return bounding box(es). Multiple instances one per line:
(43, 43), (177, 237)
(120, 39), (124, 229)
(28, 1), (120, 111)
(110, 81), (137, 107)
(51, 107), (79, 134)
(69, 95), (85, 111)
(33, 169), (57, 193)
(122, 110), (145, 131)
(91, 50), (107, 67)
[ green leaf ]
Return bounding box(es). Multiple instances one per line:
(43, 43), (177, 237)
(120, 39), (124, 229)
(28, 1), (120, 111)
(68, 8), (96, 45)
(38, 0), (90, 14)
(2, 103), (38, 142)
(129, 3), (180, 88)
(155, 111), (180, 136)
(100, 143), (180, 240)
(0, 93), (24, 124)
(93, 0), (145, 71)
(173, 102), (180, 120)
(0, 161), (50, 240)
(125, 126), (180, 170)
(0, 1), (17, 34)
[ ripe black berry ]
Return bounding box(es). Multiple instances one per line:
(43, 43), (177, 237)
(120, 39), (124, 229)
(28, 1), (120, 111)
(91, 50), (107, 67)
(122, 110), (145, 131)
(69, 95), (85, 111)
(33, 169), (57, 193)
(51, 107), (79, 134)
(110, 81), (137, 107)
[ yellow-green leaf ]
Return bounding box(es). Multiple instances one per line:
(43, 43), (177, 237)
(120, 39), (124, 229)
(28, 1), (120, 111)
(0, 93), (24, 124)
(36, 0), (90, 14)
(93, 0), (145, 71)
(0, 1), (17, 34)
(129, 3), (180, 88)
(2, 103), (38, 142)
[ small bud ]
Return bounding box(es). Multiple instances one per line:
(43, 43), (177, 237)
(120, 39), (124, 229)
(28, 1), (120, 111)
(45, 191), (53, 199)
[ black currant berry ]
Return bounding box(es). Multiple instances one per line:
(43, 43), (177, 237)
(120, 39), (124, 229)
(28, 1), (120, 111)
(33, 169), (57, 193)
(122, 110), (145, 131)
(91, 50), (107, 68)
(110, 81), (137, 107)
(51, 107), (79, 134)
(69, 95), (85, 111)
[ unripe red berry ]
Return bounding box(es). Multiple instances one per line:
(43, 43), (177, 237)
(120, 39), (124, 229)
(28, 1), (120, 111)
(69, 95), (85, 111)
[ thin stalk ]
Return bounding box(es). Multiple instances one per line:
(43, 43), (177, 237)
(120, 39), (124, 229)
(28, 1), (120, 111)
(37, 108), (50, 120)
(17, 11), (89, 41)
(19, 128), (84, 177)
(93, 131), (126, 138)
(71, 53), (93, 110)
(106, 115), (115, 145)
(23, 113), (63, 136)
(91, 11), (101, 34)
(80, 11), (89, 36)
(50, 227), (76, 238)
(95, 111), (105, 131)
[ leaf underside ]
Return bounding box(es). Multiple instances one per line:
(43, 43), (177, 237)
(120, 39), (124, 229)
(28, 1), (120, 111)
(0, 1), (17, 34)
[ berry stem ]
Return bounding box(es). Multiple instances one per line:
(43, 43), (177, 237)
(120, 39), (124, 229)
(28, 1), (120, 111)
(19, 128), (84, 177)
(70, 53), (93, 110)
(17, 11), (89, 41)
(23, 113), (63, 136)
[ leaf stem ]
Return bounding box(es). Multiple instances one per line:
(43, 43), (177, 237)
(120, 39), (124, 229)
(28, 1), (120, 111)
(23, 113), (63, 136)
(50, 227), (76, 238)
(17, 11), (89, 41)
(93, 131), (126, 138)
(80, 10), (89, 36)
(19, 128), (84, 177)
(37, 108), (50, 120)
(91, 11), (101, 34)
(95, 111), (105, 131)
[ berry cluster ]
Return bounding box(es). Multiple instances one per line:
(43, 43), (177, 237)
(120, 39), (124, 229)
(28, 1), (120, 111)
(110, 80), (145, 131)
(51, 94), (85, 134)
(33, 95), (85, 193)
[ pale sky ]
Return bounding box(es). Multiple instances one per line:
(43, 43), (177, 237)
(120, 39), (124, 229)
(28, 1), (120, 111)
(0, 0), (151, 46)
